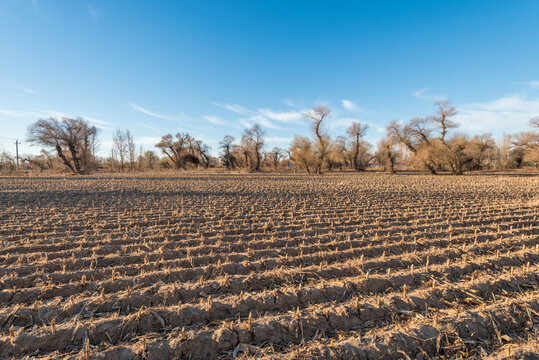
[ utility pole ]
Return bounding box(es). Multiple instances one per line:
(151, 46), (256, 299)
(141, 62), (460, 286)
(15, 139), (20, 171)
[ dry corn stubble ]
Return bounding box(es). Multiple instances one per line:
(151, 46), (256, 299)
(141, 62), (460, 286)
(0, 173), (537, 359)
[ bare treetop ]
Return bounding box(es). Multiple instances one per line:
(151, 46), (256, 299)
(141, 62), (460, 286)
(304, 104), (331, 135)
(242, 124), (266, 171)
(346, 121), (368, 139)
(430, 100), (458, 142)
(304, 105), (331, 173)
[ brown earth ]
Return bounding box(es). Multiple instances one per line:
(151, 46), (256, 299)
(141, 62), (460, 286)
(0, 173), (537, 359)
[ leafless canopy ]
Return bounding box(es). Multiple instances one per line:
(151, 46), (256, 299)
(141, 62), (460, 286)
(429, 100), (458, 142)
(112, 129), (135, 171)
(289, 135), (316, 173)
(242, 124), (265, 171)
(386, 100), (462, 174)
(376, 135), (399, 173)
(27, 117), (98, 174)
(304, 105), (331, 173)
(346, 122), (371, 171)
(268, 147), (283, 168)
(155, 132), (210, 169)
(219, 135), (237, 170)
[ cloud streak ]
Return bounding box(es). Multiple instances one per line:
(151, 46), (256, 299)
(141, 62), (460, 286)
(341, 99), (363, 113)
(238, 115), (283, 130)
(1, 83), (40, 98)
(211, 102), (251, 115)
(413, 88), (446, 101)
(130, 103), (177, 121)
(257, 108), (303, 123)
(211, 101), (306, 129)
(202, 115), (228, 126)
(456, 94), (539, 134)
(0, 108), (116, 130)
(0, 109), (31, 118)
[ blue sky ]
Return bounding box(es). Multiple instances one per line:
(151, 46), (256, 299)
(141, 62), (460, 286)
(1, 0), (539, 157)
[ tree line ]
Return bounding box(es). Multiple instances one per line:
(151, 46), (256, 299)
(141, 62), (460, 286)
(8, 100), (538, 174)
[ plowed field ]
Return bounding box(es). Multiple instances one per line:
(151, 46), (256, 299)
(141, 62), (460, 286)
(0, 174), (537, 359)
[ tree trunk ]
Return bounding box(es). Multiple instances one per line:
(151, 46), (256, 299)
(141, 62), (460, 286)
(67, 142), (82, 174)
(55, 145), (76, 173)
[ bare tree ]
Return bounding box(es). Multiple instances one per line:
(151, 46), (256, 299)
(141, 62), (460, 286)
(387, 101), (461, 174)
(377, 134), (399, 173)
(127, 129), (136, 170)
(155, 132), (211, 170)
(109, 148), (117, 172)
(219, 135), (237, 170)
(388, 118), (438, 174)
(238, 136), (251, 169)
(113, 129), (128, 171)
(429, 100), (458, 143)
(194, 139), (211, 169)
(346, 122), (371, 171)
(183, 134), (200, 167)
(512, 118), (539, 167)
(27, 117), (98, 174)
(143, 151), (159, 170)
(27, 149), (55, 172)
(439, 135), (474, 175)
(0, 151), (16, 172)
(242, 124), (265, 171)
(305, 105), (331, 173)
(289, 136), (316, 173)
(468, 133), (497, 169)
(332, 135), (350, 170)
(155, 133), (187, 169)
(268, 147), (283, 168)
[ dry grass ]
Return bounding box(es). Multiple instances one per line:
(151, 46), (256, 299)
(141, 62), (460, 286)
(0, 173), (537, 359)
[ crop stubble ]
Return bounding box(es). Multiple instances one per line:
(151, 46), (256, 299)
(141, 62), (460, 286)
(0, 173), (537, 359)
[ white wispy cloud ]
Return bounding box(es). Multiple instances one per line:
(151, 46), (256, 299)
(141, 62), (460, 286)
(86, 117), (115, 128)
(202, 115), (228, 126)
(41, 110), (116, 129)
(341, 99), (363, 113)
(238, 118), (252, 129)
(257, 108), (303, 123)
(211, 102), (251, 115)
(284, 99), (297, 107)
(241, 115), (283, 130)
(235, 116), (276, 130)
(212, 101), (302, 129)
(130, 103), (177, 121)
(0, 108), (116, 130)
(413, 88), (446, 101)
(19, 86), (39, 97)
(0, 109), (31, 118)
(456, 94), (539, 133)
(1, 83), (40, 97)
(529, 81), (539, 90)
